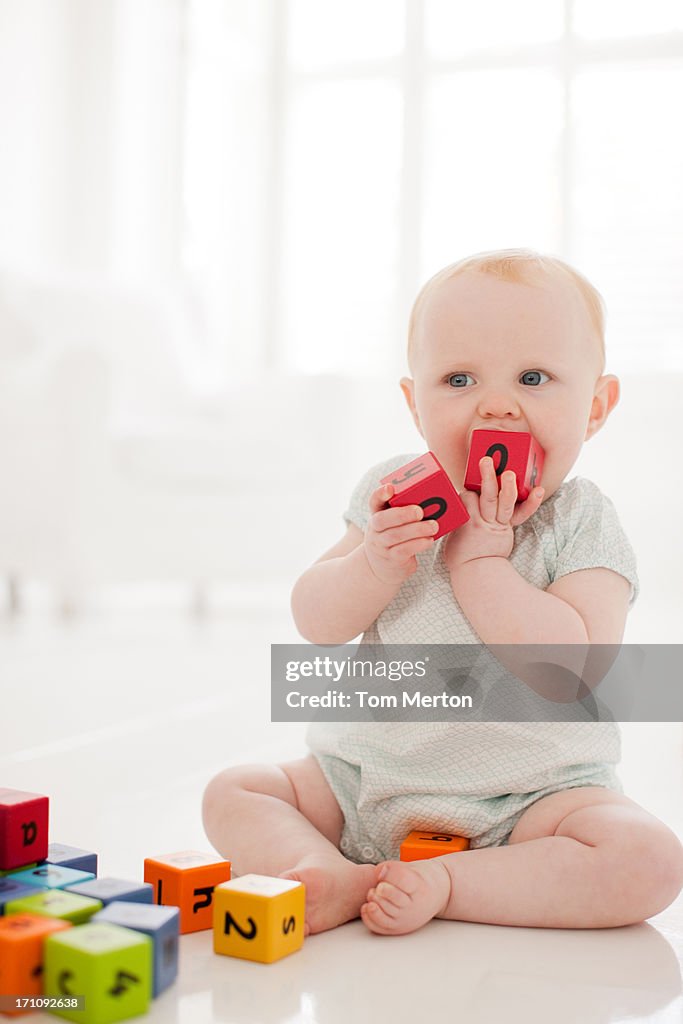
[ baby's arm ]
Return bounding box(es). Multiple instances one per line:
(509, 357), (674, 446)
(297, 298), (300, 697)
(291, 483), (438, 643)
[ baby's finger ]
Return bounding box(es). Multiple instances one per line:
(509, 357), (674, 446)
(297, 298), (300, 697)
(510, 487), (545, 527)
(478, 457), (501, 523)
(374, 518), (439, 549)
(496, 470), (517, 524)
(369, 483), (395, 514)
(370, 502), (424, 534)
(385, 535), (435, 563)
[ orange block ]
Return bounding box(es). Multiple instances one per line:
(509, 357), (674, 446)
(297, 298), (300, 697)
(0, 912), (71, 1015)
(399, 831), (470, 861)
(144, 850), (231, 934)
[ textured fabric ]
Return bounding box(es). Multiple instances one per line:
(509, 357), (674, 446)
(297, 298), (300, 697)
(307, 455), (639, 863)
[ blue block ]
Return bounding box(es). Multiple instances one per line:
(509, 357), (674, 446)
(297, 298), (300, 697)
(93, 900), (179, 996)
(0, 877), (48, 914)
(43, 843), (98, 876)
(64, 877), (153, 906)
(7, 864), (95, 890)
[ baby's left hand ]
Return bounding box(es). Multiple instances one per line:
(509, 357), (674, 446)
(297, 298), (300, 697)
(444, 457), (544, 570)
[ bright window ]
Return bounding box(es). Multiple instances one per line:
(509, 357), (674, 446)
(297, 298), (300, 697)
(181, 1), (683, 375)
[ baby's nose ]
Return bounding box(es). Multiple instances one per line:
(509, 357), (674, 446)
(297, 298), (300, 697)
(476, 388), (521, 419)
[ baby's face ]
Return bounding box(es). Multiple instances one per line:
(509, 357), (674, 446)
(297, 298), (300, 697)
(402, 272), (613, 500)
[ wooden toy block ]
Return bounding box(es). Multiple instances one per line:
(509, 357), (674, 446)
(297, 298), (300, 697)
(44, 844), (98, 876)
(400, 830), (470, 861)
(0, 878), (48, 916)
(0, 913), (71, 1016)
(0, 789), (49, 872)
(5, 890), (103, 924)
(44, 922), (152, 1024)
(213, 874), (305, 964)
(143, 851), (231, 934)
(64, 878), (153, 906)
(7, 864), (95, 891)
(464, 429), (545, 502)
(380, 452), (469, 539)
(94, 901), (179, 997)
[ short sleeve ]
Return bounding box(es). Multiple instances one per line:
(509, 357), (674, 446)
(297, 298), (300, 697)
(551, 477), (639, 606)
(343, 454), (419, 531)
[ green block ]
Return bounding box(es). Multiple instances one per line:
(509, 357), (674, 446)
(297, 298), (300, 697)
(5, 889), (103, 923)
(44, 923), (152, 1024)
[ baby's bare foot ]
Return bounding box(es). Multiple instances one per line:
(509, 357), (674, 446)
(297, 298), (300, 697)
(360, 859), (451, 935)
(280, 854), (378, 935)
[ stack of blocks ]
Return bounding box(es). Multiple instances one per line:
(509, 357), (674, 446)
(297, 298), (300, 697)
(0, 788), (180, 1022)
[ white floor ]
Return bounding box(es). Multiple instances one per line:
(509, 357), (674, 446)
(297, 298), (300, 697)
(2, 586), (682, 1024)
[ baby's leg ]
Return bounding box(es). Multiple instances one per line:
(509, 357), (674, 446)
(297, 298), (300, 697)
(202, 755), (376, 933)
(361, 787), (683, 934)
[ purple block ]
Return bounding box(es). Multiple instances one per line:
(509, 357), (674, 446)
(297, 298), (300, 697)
(0, 877), (48, 914)
(64, 877), (153, 906)
(93, 901), (179, 996)
(43, 842), (98, 876)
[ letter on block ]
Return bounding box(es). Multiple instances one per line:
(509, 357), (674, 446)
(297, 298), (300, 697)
(144, 851), (231, 934)
(94, 901), (179, 998)
(5, 890), (103, 924)
(380, 452), (469, 539)
(213, 874), (305, 964)
(400, 831), (470, 861)
(0, 789), (49, 872)
(0, 913), (71, 1013)
(464, 429), (544, 502)
(44, 922), (152, 1024)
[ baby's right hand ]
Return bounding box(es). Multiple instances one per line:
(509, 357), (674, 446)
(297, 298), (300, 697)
(364, 484), (438, 585)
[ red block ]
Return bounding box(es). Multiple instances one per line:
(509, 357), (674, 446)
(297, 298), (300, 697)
(0, 790), (49, 872)
(464, 430), (544, 502)
(380, 452), (469, 540)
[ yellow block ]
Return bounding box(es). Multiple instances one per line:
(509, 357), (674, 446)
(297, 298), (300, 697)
(400, 830), (470, 861)
(213, 875), (305, 964)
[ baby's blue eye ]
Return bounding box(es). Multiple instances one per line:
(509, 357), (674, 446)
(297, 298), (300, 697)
(447, 373), (475, 388)
(520, 370), (550, 386)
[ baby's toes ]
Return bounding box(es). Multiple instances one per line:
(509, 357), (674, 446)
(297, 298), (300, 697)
(374, 880), (410, 911)
(377, 860), (422, 897)
(360, 900), (396, 934)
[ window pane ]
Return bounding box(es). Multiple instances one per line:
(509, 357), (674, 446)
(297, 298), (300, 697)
(572, 63), (683, 371)
(288, 0), (405, 71)
(282, 81), (402, 373)
(183, 0), (271, 376)
(573, 0), (683, 39)
(425, 0), (564, 58)
(421, 70), (563, 276)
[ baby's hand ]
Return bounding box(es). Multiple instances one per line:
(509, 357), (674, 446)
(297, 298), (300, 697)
(444, 456), (544, 570)
(364, 484), (438, 585)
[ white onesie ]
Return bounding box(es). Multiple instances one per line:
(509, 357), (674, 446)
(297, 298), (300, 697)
(307, 455), (639, 863)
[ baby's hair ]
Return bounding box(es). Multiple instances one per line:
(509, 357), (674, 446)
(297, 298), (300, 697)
(407, 248), (606, 371)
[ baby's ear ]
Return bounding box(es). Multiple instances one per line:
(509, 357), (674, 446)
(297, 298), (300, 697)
(585, 374), (620, 441)
(400, 377), (424, 437)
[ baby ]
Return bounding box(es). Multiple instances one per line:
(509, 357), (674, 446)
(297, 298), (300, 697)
(203, 249), (683, 935)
